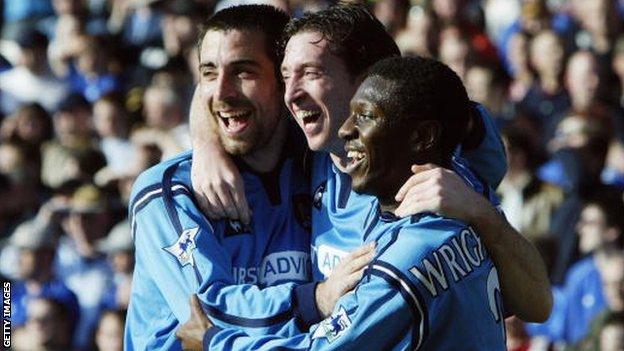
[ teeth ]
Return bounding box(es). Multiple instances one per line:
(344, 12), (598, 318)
(219, 111), (250, 119)
(295, 110), (320, 120)
(347, 150), (365, 160)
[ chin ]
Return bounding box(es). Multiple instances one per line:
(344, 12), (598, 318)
(222, 139), (255, 156)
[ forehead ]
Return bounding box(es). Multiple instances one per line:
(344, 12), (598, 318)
(282, 31), (343, 70)
(200, 29), (273, 67)
(352, 76), (391, 106)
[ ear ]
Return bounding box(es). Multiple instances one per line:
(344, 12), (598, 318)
(409, 120), (441, 154)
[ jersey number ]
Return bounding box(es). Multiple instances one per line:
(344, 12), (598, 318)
(487, 267), (506, 339)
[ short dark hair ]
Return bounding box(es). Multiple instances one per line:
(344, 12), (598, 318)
(283, 3), (400, 78)
(197, 5), (290, 68)
(365, 56), (471, 162)
(586, 194), (624, 238)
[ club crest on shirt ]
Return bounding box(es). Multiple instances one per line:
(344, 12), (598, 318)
(313, 181), (326, 210)
(292, 194), (311, 232)
(164, 227), (199, 267)
(225, 219), (252, 237)
(312, 306), (351, 343)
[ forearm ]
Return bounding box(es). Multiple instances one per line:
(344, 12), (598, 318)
(190, 85), (223, 153)
(470, 201), (553, 322)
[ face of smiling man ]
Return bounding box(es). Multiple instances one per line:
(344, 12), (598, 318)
(338, 76), (420, 201)
(199, 29), (282, 155)
(281, 31), (360, 156)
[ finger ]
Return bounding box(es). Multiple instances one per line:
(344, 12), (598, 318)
(204, 189), (227, 219)
(216, 186), (239, 220)
(411, 163), (436, 174)
(394, 168), (437, 201)
(345, 242), (376, 261)
(230, 187), (251, 225)
(395, 197), (438, 218)
(341, 267), (367, 293)
(193, 189), (216, 219)
(190, 294), (203, 315)
(345, 249), (376, 273)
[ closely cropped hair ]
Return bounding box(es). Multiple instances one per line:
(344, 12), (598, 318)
(197, 5), (290, 67)
(283, 3), (400, 77)
(366, 56), (471, 162)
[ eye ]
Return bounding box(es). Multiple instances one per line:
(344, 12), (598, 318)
(201, 69), (217, 81)
(356, 112), (372, 122)
(304, 69), (321, 79)
(235, 69), (255, 79)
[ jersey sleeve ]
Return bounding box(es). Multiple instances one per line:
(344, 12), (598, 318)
(203, 260), (426, 351)
(461, 103), (507, 188)
(125, 174), (321, 349)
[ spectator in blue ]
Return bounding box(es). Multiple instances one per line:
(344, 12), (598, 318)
(9, 219), (79, 330)
(497, 0), (576, 75)
(67, 35), (124, 103)
(98, 220), (133, 311)
(0, 28), (69, 115)
(518, 30), (571, 151)
(55, 184), (114, 350)
(536, 196), (624, 344)
(1, 0), (54, 40)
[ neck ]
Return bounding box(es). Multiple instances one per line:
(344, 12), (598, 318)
(241, 117), (287, 173)
(540, 75), (560, 94)
(330, 152), (349, 173)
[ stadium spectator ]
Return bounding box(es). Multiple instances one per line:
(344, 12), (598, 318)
(546, 197), (624, 344)
(598, 311), (624, 351)
(506, 32), (534, 102)
(0, 28), (69, 115)
(56, 184), (114, 350)
(92, 94), (135, 175)
(132, 84), (190, 159)
(8, 219), (79, 330)
(40, 93), (95, 188)
(98, 220), (134, 310)
(498, 129), (563, 244)
(12, 297), (76, 351)
(95, 309), (126, 351)
(566, 254), (624, 350)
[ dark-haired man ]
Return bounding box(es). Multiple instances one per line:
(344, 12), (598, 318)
(184, 56), (508, 350)
(191, 3), (551, 323)
(126, 6), (357, 350)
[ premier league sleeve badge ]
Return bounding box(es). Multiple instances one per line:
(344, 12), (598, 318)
(164, 227), (200, 267)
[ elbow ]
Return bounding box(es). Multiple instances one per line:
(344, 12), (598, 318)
(537, 289), (554, 323)
(521, 289), (553, 323)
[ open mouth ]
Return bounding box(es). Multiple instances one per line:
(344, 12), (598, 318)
(345, 148), (366, 175)
(295, 110), (322, 134)
(217, 110), (252, 135)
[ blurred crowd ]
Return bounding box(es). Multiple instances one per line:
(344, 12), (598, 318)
(0, 0), (623, 350)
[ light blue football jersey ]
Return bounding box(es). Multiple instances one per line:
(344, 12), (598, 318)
(125, 128), (319, 350)
(203, 166), (506, 350)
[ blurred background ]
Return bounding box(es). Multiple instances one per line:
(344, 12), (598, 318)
(0, 0), (623, 350)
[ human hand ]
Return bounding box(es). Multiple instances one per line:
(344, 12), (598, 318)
(394, 164), (486, 222)
(190, 148), (251, 224)
(176, 295), (213, 351)
(315, 242), (376, 318)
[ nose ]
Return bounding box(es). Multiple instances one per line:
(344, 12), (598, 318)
(214, 72), (238, 102)
(284, 75), (304, 108)
(338, 114), (356, 141)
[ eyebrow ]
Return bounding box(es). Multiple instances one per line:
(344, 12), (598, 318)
(199, 59), (262, 70)
(281, 62), (323, 73)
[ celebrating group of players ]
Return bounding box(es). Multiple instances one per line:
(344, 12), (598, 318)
(125, 3), (553, 350)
